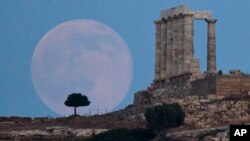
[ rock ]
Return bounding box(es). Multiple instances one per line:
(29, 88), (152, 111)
(94, 129), (108, 135)
(211, 138), (220, 141)
(73, 129), (94, 137)
(10, 131), (19, 137)
(216, 131), (227, 139)
(203, 135), (213, 141)
(32, 130), (50, 136)
(72, 129), (108, 137)
(199, 99), (210, 103)
(46, 126), (73, 136)
(207, 95), (216, 100)
(18, 130), (34, 136)
(16, 130), (50, 136)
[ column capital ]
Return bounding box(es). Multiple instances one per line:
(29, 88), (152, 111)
(154, 19), (162, 24)
(161, 18), (168, 23)
(177, 13), (185, 18)
(205, 18), (217, 23)
(183, 13), (194, 17)
(154, 18), (168, 24)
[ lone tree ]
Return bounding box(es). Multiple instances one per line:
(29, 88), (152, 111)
(64, 93), (90, 116)
(144, 103), (185, 136)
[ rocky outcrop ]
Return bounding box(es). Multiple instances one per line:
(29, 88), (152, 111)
(0, 126), (108, 141)
(151, 94), (250, 129)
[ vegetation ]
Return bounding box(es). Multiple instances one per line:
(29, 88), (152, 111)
(74, 128), (155, 141)
(72, 103), (184, 141)
(64, 93), (90, 116)
(144, 103), (185, 132)
(198, 128), (226, 140)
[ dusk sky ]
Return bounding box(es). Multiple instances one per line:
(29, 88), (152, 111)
(1, 0), (250, 117)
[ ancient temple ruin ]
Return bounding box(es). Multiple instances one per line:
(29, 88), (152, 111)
(134, 5), (250, 105)
(131, 6), (250, 130)
(154, 5), (217, 80)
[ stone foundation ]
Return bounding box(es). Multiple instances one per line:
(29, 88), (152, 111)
(183, 95), (250, 128)
(134, 72), (250, 129)
(141, 94), (250, 129)
(135, 71), (250, 104)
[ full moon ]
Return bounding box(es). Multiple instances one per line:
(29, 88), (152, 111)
(31, 20), (132, 116)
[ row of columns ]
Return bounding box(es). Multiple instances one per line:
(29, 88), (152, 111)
(154, 14), (217, 80)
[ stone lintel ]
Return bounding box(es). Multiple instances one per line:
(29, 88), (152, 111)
(160, 5), (212, 20)
(205, 18), (217, 23)
(193, 11), (212, 19)
(160, 5), (188, 18)
(154, 18), (169, 24)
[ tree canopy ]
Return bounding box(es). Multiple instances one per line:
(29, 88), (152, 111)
(144, 103), (185, 132)
(64, 93), (90, 116)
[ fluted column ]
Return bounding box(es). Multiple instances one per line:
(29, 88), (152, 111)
(160, 19), (167, 79)
(183, 13), (194, 73)
(177, 15), (184, 75)
(172, 16), (178, 76)
(166, 18), (173, 77)
(206, 19), (217, 73)
(154, 20), (161, 80)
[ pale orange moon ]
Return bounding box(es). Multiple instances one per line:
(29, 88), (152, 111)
(31, 20), (132, 116)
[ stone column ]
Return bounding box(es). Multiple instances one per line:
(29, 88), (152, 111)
(206, 19), (217, 73)
(172, 16), (178, 76)
(183, 13), (194, 73)
(166, 18), (173, 77)
(154, 20), (161, 80)
(160, 19), (167, 79)
(177, 15), (184, 75)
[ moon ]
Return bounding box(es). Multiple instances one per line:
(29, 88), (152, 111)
(31, 20), (132, 116)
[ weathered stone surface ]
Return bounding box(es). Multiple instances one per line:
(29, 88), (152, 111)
(10, 130), (50, 137)
(73, 129), (94, 137)
(46, 126), (73, 136)
(72, 129), (108, 137)
(160, 5), (188, 18)
(183, 96), (250, 128)
(154, 20), (161, 80)
(0, 127), (109, 140)
(156, 5), (211, 80)
(206, 18), (217, 73)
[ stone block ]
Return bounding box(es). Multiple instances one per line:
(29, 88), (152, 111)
(215, 95), (225, 100)
(194, 11), (212, 19)
(208, 95), (216, 100)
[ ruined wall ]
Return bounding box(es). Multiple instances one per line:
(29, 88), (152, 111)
(183, 95), (250, 128)
(133, 73), (250, 130)
(133, 90), (151, 106)
(133, 5), (250, 131)
(190, 76), (216, 96)
(149, 73), (192, 104)
(217, 75), (250, 96)
(149, 95), (250, 129)
(189, 74), (250, 97)
(135, 73), (250, 105)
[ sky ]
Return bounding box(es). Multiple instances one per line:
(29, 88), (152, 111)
(1, 0), (250, 117)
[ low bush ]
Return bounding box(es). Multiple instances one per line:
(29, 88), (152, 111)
(76, 128), (155, 141)
(145, 103), (185, 132)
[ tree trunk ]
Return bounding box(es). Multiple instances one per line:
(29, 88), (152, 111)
(74, 107), (77, 116)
